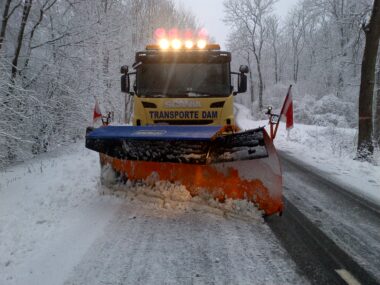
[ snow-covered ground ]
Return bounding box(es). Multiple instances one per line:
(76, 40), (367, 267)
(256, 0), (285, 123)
(235, 103), (380, 206)
(0, 143), (307, 285)
(0, 145), (122, 285)
(1, 103), (378, 285)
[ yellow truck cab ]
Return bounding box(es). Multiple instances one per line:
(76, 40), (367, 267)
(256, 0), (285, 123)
(120, 43), (249, 127)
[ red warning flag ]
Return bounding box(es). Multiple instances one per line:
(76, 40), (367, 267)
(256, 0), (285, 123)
(93, 99), (102, 123)
(280, 86), (294, 130)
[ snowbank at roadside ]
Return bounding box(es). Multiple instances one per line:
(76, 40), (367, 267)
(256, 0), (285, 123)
(235, 103), (380, 206)
(0, 144), (124, 285)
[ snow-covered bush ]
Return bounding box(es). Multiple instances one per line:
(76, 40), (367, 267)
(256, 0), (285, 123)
(311, 94), (356, 128)
(253, 83), (357, 129)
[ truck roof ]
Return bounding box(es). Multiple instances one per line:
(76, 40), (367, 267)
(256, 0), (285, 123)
(134, 50), (231, 66)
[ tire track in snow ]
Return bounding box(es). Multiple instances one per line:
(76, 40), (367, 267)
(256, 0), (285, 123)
(64, 198), (308, 285)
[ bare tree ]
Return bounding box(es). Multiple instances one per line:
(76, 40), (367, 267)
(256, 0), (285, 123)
(374, 56), (380, 145)
(22, 0), (59, 72)
(357, 0), (380, 160)
(0, 0), (21, 52)
(246, 51), (255, 103)
(224, 0), (277, 111)
(226, 30), (255, 109)
(287, 6), (307, 83)
(11, 0), (32, 80)
(0, 0), (198, 167)
(328, 0), (348, 97)
(267, 15), (280, 84)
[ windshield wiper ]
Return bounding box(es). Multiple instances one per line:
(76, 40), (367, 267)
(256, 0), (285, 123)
(140, 89), (225, 98)
(186, 93), (210, 97)
(140, 90), (179, 97)
(185, 90), (223, 97)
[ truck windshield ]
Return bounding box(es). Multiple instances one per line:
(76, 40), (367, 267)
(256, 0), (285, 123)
(136, 63), (230, 97)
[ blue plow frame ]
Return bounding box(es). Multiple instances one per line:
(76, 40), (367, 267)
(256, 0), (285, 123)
(86, 125), (222, 141)
(85, 125), (268, 165)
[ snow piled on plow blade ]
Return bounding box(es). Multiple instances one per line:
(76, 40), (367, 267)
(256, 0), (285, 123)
(101, 169), (265, 222)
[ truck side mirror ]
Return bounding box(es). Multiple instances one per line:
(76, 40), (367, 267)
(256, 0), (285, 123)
(237, 74), (248, 93)
(231, 66), (249, 95)
(120, 65), (129, 74)
(236, 65), (249, 94)
(120, 65), (130, 94)
(121, 74), (130, 93)
(239, 65), (249, 74)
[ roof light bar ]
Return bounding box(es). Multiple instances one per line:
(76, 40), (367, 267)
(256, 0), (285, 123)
(185, 40), (194, 49)
(197, 40), (207, 49)
(171, 39), (182, 50)
(158, 39), (170, 50)
(146, 41), (220, 51)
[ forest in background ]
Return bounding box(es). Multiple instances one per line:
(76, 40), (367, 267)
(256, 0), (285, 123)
(0, 0), (196, 167)
(226, 0), (380, 159)
(0, 0), (379, 167)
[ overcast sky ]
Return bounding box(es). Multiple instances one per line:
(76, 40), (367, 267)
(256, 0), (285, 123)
(174, 0), (299, 49)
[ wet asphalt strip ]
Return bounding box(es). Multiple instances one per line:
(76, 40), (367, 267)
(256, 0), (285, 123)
(266, 198), (378, 285)
(265, 154), (380, 285)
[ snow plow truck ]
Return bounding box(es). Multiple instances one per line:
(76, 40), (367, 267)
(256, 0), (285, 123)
(85, 39), (283, 216)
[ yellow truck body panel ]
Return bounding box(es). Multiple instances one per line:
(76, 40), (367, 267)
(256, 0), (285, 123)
(132, 95), (235, 126)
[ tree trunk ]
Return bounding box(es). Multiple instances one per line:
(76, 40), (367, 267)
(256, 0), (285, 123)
(23, 6), (45, 71)
(252, 49), (264, 111)
(49, 15), (57, 63)
(258, 64), (264, 110)
(274, 47), (278, 84)
(375, 58), (380, 145)
(246, 52), (254, 105)
(0, 0), (13, 51)
(293, 54), (299, 83)
(101, 0), (112, 109)
(357, 0), (380, 160)
(249, 68), (255, 105)
(11, 0), (32, 80)
(337, 0), (346, 98)
(273, 42), (278, 84)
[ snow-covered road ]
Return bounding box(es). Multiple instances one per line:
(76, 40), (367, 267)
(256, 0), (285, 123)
(64, 195), (303, 285)
(0, 144), (307, 285)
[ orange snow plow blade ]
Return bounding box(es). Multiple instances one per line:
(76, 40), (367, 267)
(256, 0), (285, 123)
(97, 130), (283, 216)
